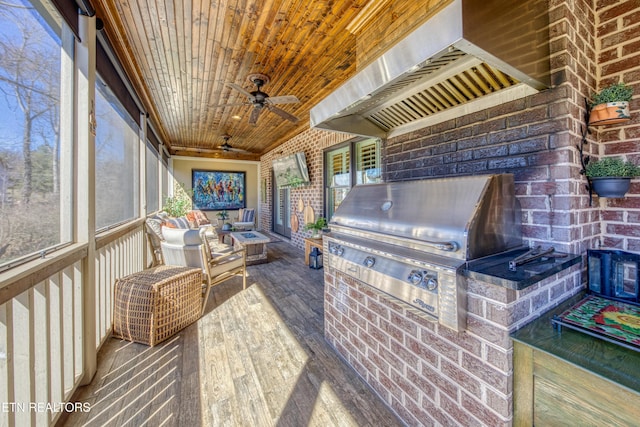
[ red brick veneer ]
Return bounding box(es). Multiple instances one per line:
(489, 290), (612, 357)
(324, 263), (582, 426)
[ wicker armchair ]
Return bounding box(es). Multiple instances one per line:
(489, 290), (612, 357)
(161, 227), (246, 315)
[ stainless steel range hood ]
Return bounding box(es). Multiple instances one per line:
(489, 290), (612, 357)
(311, 0), (550, 138)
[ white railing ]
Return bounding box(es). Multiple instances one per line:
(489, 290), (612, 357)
(0, 220), (147, 426)
(0, 245), (86, 427)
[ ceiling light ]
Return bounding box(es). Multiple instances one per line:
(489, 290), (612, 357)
(232, 115), (241, 120)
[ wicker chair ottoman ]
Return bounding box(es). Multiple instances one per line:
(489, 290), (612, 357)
(112, 265), (202, 346)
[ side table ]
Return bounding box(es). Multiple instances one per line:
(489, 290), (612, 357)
(304, 237), (323, 266)
(215, 228), (232, 244)
(112, 265), (202, 346)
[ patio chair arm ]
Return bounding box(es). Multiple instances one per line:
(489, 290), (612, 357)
(208, 248), (246, 265)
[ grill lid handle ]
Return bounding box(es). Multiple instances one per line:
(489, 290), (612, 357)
(425, 240), (458, 252)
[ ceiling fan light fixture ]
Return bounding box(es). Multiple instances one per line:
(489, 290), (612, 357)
(247, 73), (270, 87)
(222, 73), (301, 125)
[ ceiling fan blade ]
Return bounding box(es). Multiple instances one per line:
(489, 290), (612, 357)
(267, 95), (300, 105)
(217, 142), (251, 154)
(212, 101), (250, 108)
(227, 83), (255, 100)
(248, 106), (263, 125)
(267, 104), (299, 123)
(227, 147), (251, 153)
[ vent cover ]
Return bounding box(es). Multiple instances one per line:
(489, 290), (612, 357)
(310, 0), (549, 138)
(368, 53), (519, 131)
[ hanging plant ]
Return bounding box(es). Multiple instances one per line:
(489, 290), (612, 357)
(585, 157), (640, 198)
(589, 83), (633, 126)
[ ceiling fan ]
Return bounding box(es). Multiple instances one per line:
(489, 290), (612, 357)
(222, 74), (300, 125)
(216, 134), (250, 153)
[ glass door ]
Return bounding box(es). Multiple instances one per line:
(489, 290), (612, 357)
(272, 170), (291, 238)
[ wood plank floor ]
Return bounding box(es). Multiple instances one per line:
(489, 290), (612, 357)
(61, 241), (403, 427)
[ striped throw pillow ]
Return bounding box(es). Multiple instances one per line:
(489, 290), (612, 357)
(241, 209), (255, 223)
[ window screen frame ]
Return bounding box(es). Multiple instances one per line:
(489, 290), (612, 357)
(323, 137), (381, 221)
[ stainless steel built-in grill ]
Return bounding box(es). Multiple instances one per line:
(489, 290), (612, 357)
(325, 174), (522, 331)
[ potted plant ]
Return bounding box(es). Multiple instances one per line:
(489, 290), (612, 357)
(217, 210), (232, 230)
(304, 217), (327, 239)
(162, 183), (192, 217)
(589, 82), (633, 125)
(585, 157), (640, 197)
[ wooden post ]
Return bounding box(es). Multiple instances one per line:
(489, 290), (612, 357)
(76, 13), (97, 385)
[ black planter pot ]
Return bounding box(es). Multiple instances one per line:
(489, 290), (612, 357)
(590, 177), (631, 198)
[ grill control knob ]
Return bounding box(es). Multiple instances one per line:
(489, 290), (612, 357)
(363, 256), (375, 268)
(330, 243), (344, 256)
(407, 270), (424, 286)
(425, 276), (438, 291)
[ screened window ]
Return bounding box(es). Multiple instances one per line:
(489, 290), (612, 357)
(356, 139), (381, 185)
(95, 78), (140, 230)
(326, 146), (350, 219)
(0, 0), (73, 270)
(325, 138), (380, 220)
(145, 140), (159, 213)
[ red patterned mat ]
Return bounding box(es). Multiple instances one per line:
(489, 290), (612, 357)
(555, 295), (640, 350)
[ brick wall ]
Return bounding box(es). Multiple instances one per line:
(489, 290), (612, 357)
(259, 128), (350, 249)
(260, 1), (640, 257)
(254, 1), (640, 425)
(595, 1), (640, 250)
(383, 0), (600, 256)
(324, 264), (582, 426)
(260, 1), (640, 255)
(256, 1), (640, 425)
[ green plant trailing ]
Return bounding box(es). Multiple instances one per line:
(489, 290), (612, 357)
(590, 83), (634, 108)
(585, 157), (640, 178)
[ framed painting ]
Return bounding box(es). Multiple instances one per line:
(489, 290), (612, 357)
(192, 170), (246, 211)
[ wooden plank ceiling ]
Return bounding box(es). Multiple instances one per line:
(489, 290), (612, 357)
(91, 0), (376, 160)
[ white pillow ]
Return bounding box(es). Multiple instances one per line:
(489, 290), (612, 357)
(162, 227), (202, 246)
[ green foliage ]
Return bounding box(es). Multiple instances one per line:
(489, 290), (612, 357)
(304, 217), (327, 231)
(591, 83), (634, 107)
(32, 144), (54, 194)
(278, 167), (307, 188)
(0, 193), (60, 264)
(585, 157), (640, 178)
(216, 210), (229, 221)
(163, 183), (193, 217)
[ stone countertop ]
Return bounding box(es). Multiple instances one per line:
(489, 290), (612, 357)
(462, 247), (582, 290)
(511, 293), (640, 394)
